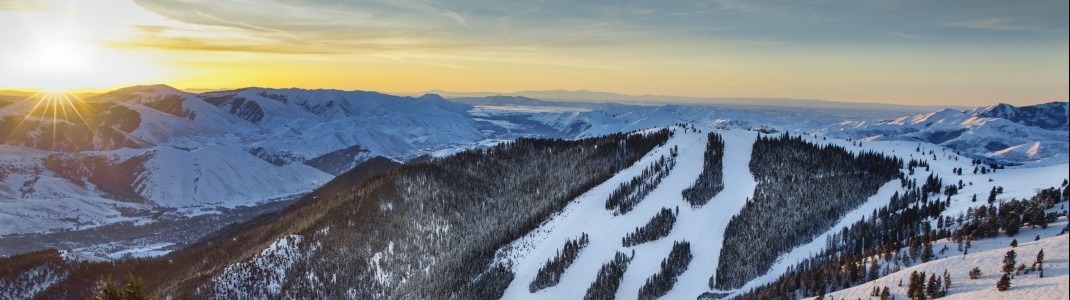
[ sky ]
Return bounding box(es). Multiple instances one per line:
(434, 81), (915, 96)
(0, 0), (1066, 106)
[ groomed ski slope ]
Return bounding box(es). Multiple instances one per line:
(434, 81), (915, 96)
(496, 128), (759, 299)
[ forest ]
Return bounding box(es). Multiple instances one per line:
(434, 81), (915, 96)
(714, 134), (903, 289)
(637, 241), (693, 300)
(605, 153), (676, 215)
(529, 233), (590, 292)
(734, 179), (1067, 299)
(622, 208), (678, 247)
(682, 132), (725, 207)
(583, 251), (634, 300)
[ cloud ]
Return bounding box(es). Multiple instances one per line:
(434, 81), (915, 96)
(124, 0), (1067, 56)
(945, 17), (1057, 32)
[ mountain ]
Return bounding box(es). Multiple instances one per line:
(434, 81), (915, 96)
(978, 102), (1069, 131)
(2, 85), (1066, 249)
(0, 85), (505, 239)
(428, 89), (960, 113)
(1, 85), (1067, 299)
(3, 126), (1065, 299)
(826, 102), (1069, 165)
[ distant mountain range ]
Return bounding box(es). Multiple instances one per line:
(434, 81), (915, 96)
(827, 102), (1068, 164)
(424, 89), (969, 112)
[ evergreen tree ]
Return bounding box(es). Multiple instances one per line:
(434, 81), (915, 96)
(1035, 249), (1045, 275)
(868, 259), (880, 281)
(530, 234), (590, 292)
(1002, 250), (1016, 276)
(942, 269), (951, 296)
(995, 274), (1011, 291)
(925, 274), (938, 298)
(584, 252), (633, 300)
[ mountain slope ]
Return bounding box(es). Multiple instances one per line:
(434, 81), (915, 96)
(10, 130), (669, 299)
(813, 230), (1068, 300)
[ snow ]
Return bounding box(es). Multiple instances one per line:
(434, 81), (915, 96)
(0, 263), (67, 300)
(104, 242), (174, 259)
(497, 128), (759, 299)
(496, 127), (1068, 300)
(728, 181), (904, 294)
(812, 233), (1069, 300)
(212, 235), (318, 298)
(0, 146), (150, 235)
(826, 103), (1068, 166)
(135, 146), (331, 207)
(718, 133), (1069, 298)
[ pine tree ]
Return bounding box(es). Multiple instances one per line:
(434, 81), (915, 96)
(968, 267), (981, 280)
(907, 271), (927, 300)
(921, 242), (934, 262)
(1002, 250), (1016, 276)
(868, 259), (880, 281)
(942, 269), (951, 296)
(995, 274), (1011, 291)
(925, 273), (939, 297)
(880, 286), (891, 300)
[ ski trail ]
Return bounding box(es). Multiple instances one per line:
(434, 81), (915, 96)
(662, 130), (758, 299)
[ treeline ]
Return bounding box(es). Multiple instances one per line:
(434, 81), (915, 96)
(735, 182), (1067, 300)
(606, 153), (677, 215)
(623, 208), (678, 247)
(951, 186), (1063, 242)
(637, 241), (693, 300)
(714, 134), (903, 289)
(529, 233), (591, 292)
(584, 252), (634, 300)
(682, 133), (725, 207)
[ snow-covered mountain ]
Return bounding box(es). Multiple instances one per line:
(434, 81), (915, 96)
(1, 84), (1068, 300)
(2, 119), (1068, 299)
(0, 85), (511, 238)
(826, 102), (1069, 165)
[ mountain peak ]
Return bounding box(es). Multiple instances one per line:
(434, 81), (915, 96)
(91, 84), (186, 103)
(977, 101), (1068, 131)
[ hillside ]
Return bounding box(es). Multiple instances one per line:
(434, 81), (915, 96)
(813, 234), (1068, 300)
(2, 130), (670, 299)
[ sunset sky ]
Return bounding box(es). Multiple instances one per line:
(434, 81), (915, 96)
(0, 0), (1066, 105)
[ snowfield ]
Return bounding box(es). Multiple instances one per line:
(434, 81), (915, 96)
(496, 128), (759, 299)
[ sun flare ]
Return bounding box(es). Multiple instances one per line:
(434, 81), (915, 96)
(31, 39), (90, 72)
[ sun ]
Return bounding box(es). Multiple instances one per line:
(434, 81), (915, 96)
(31, 39), (89, 73)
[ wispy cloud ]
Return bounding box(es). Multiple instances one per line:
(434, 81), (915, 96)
(945, 17), (1058, 32)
